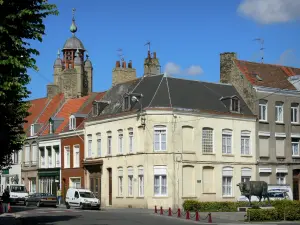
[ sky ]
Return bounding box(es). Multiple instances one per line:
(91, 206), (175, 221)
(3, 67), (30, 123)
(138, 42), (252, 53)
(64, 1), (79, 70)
(27, 0), (300, 100)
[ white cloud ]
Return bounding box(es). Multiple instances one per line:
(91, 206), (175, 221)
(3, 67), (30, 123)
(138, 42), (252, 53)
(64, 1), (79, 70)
(277, 49), (300, 67)
(164, 62), (203, 76)
(237, 0), (300, 24)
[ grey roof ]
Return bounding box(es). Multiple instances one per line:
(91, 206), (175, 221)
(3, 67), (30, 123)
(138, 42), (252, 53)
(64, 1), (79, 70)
(63, 36), (85, 50)
(89, 75), (254, 121)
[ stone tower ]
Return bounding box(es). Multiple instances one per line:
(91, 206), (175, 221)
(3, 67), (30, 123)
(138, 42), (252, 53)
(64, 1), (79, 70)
(47, 9), (93, 99)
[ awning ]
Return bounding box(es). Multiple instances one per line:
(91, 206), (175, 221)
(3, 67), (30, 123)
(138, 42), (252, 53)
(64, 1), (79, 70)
(259, 168), (272, 173)
(276, 168), (288, 174)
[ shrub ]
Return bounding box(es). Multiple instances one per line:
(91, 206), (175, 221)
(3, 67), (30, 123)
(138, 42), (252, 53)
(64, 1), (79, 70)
(246, 209), (278, 221)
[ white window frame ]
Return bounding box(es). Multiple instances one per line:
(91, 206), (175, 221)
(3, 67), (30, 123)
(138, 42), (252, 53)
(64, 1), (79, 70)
(202, 127), (214, 153)
(73, 145), (80, 168)
(292, 138), (300, 156)
(259, 100), (268, 122)
(222, 129), (232, 154)
(107, 132), (112, 155)
(70, 177), (81, 189)
(69, 115), (76, 130)
(154, 125), (167, 152)
(276, 173), (286, 184)
(231, 97), (240, 112)
(241, 167), (252, 182)
(87, 135), (92, 158)
(118, 168), (123, 196)
(275, 102), (284, 123)
(12, 151), (19, 164)
(153, 166), (167, 197)
(49, 121), (54, 134)
(24, 145), (30, 165)
(64, 146), (70, 169)
(222, 167), (233, 197)
(138, 166), (144, 197)
(128, 167), (133, 197)
(96, 133), (101, 157)
(30, 124), (35, 136)
(128, 128), (134, 153)
(118, 130), (123, 154)
(291, 103), (299, 123)
(241, 130), (251, 155)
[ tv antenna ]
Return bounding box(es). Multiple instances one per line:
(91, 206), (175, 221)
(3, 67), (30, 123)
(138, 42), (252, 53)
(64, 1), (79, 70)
(253, 38), (265, 63)
(144, 41), (151, 52)
(117, 48), (125, 62)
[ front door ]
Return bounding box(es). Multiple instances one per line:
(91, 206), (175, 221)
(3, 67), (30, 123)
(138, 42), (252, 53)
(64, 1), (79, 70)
(90, 177), (101, 201)
(108, 168), (112, 205)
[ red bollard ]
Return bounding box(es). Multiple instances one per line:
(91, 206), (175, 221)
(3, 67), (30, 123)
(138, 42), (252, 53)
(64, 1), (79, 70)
(177, 208), (181, 217)
(208, 212), (212, 223)
(155, 205), (157, 213)
(168, 207), (172, 216)
(186, 211), (190, 220)
(160, 206), (163, 215)
(195, 211), (199, 221)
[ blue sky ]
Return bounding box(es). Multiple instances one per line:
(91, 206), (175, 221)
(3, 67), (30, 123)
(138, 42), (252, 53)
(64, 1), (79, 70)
(27, 0), (300, 100)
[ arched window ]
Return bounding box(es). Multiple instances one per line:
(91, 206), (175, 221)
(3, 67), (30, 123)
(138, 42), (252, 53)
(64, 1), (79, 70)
(69, 115), (76, 130)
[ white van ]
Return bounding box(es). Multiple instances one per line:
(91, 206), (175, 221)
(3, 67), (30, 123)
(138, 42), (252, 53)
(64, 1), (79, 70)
(7, 184), (29, 205)
(65, 188), (100, 209)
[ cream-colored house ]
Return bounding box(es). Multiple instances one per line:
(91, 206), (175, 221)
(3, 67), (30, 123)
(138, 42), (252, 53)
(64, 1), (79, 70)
(84, 74), (257, 209)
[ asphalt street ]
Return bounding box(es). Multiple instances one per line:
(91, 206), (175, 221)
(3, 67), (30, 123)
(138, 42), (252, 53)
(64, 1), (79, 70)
(2, 205), (300, 225)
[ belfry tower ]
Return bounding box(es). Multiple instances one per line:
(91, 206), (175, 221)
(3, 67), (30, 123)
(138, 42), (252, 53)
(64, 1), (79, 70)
(47, 8), (93, 99)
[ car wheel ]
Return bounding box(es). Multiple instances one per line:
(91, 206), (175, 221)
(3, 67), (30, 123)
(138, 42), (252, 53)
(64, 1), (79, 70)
(25, 201), (29, 207)
(66, 203), (70, 209)
(36, 201), (40, 207)
(53, 205), (57, 208)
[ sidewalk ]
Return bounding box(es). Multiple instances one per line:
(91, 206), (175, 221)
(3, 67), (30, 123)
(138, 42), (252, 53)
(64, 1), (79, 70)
(0, 213), (22, 225)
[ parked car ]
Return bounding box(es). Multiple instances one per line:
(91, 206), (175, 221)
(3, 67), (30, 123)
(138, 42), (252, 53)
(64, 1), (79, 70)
(25, 193), (57, 208)
(268, 190), (290, 200)
(7, 184), (28, 205)
(65, 188), (100, 210)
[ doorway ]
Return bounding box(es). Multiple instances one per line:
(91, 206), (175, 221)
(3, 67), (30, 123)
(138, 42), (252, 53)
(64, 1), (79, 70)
(90, 177), (101, 201)
(107, 168), (112, 205)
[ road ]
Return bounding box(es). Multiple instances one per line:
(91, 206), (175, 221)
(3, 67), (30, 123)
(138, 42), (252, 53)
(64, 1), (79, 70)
(3, 205), (300, 225)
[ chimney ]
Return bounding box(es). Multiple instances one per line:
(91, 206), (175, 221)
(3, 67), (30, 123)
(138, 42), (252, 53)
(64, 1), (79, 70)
(220, 52), (238, 84)
(153, 52), (156, 59)
(122, 61), (126, 68)
(116, 60), (121, 68)
(128, 60), (132, 68)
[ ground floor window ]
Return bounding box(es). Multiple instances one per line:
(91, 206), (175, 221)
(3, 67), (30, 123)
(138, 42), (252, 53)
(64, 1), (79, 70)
(39, 177), (56, 195)
(222, 167), (233, 197)
(276, 173), (286, 184)
(70, 178), (81, 188)
(153, 166), (167, 196)
(29, 177), (36, 193)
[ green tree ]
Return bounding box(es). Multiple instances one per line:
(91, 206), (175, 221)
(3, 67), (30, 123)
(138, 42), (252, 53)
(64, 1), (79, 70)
(0, 0), (58, 168)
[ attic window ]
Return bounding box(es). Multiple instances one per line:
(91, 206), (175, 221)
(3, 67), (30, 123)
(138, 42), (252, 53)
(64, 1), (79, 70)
(49, 121), (54, 134)
(69, 115), (76, 130)
(30, 124), (35, 136)
(123, 96), (130, 111)
(231, 97), (240, 112)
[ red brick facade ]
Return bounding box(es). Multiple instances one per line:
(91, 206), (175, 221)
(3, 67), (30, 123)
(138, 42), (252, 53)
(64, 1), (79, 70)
(61, 135), (85, 198)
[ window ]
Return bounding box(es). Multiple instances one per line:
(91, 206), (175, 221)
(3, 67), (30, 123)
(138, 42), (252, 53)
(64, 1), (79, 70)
(92, 102), (100, 116)
(292, 138), (300, 156)
(118, 168), (123, 196)
(138, 167), (144, 197)
(49, 121), (54, 134)
(291, 103), (299, 123)
(276, 173), (286, 184)
(231, 97), (239, 112)
(48, 148), (52, 168)
(96, 133), (101, 157)
(32, 144), (37, 165)
(30, 124), (35, 136)
(69, 115), (76, 130)
(12, 151), (18, 164)
(40, 148), (45, 168)
(124, 96), (130, 110)
(87, 135), (92, 157)
(222, 167), (233, 197)
(154, 126), (167, 151)
(154, 166), (167, 196)
(29, 178), (36, 193)
(118, 130), (123, 154)
(128, 167), (133, 196)
(64, 146), (70, 168)
(202, 128), (213, 153)
(70, 178), (81, 188)
(24, 145), (30, 165)
(222, 129), (232, 154)
(241, 168), (252, 182)
(128, 128), (134, 153)
(259, 99), (268, 121)
(275, 102), (284, 123)
(241, 130), (251, 155)
(107, 132), (112, 155)
(73, 145), (80, 168)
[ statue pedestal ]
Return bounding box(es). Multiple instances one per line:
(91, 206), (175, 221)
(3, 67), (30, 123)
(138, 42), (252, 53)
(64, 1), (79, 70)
(238, 206), (275, 212)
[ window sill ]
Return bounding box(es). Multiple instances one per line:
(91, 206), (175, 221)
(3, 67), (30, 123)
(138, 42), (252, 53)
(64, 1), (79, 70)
(116, 153), (124, 156)
(126, 153), (134, 155)
(241, 155), (252, 157)
(276, 156), (285, 159)
(153, 151), (168, 153)
(291, 123), (300, 126)
(116, 196), (124, 198)
(222, 196), (234, 198)
(203, 192), (216, 194)
(202, 153), (215, 155)
(259, 120), (269, 124)
(136, 197), (144, 199)
(222, 154), (234, 157)
(126, 197), (134, 198)
(105, 155), (112, 158)
(292, 156), (300, 158)
(153, 196), (168, 198)
(275, 122), (284, 125)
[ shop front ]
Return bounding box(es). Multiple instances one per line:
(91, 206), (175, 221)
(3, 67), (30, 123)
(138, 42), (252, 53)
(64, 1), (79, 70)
(38, 168), (60, 196)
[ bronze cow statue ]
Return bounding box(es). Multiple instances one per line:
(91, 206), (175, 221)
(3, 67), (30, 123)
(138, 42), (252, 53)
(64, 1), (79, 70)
(237, 181), (271, 206)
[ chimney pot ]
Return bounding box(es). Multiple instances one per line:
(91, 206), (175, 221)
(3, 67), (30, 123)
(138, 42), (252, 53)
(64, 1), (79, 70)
(116, 61), (121, 68)
(153, 52), (156, 59)
(122, 61), (126, 68)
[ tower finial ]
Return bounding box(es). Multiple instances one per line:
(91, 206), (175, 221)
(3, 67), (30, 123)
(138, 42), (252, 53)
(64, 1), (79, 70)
(70, 8), (77, 35)
(57, 49), (60, 58)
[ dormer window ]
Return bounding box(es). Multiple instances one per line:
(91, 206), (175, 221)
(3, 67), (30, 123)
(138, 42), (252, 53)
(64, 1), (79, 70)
(69, 115), (76, 130)
(30, 124), (35, 136)
(124, 96), (130, 111)
(49, 121), (54, 134)
(93, 100), (110, 117)
(231, 97), (240, 112)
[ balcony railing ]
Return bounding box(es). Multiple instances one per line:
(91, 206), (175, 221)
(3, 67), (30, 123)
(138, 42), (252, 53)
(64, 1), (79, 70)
(22, 161), (38, 168)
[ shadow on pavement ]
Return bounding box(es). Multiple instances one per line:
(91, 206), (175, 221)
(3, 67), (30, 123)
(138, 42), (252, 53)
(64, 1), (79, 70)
(21, 215), (79, 225)
(11, 205), (36, 213)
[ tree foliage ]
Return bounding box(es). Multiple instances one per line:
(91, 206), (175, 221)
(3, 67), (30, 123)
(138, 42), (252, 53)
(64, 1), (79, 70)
(0, 0), (58, 168)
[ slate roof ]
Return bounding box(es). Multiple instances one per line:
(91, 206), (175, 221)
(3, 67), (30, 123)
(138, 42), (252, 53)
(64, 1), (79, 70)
(88, 75), (254, 122)
(234, 60), (300, 90)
